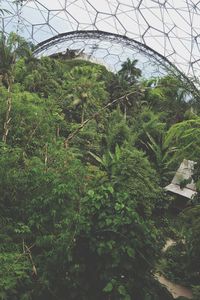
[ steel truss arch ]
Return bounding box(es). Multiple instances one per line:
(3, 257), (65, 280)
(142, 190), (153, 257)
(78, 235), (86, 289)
(34, 30), (200, 98)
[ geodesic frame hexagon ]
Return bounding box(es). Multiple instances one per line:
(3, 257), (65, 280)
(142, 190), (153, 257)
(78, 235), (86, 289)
(1, 0), (200, 95)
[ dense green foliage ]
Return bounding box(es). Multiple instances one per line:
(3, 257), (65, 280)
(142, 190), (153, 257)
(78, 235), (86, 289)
(0, 32), (200, 299)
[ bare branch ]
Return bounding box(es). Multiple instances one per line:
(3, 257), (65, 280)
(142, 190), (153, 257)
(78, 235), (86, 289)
(64, 90), (142, 148)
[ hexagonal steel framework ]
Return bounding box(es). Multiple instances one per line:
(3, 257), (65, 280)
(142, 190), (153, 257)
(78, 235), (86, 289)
(1, 0), (200, 94)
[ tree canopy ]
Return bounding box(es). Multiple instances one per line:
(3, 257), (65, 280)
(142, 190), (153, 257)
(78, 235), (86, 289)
(0, 32), (199, 300)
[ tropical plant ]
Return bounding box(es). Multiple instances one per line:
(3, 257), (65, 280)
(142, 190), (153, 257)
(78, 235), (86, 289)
(144, 75), (191, 125)
(165, 116), (200, 162)
(0, 32), (33, 144)
(0, 32), (196, 300)
(118, 58), (142, 85)
(62, 65), (108, 124)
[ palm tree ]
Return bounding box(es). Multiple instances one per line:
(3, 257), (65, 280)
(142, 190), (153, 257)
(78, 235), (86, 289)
(64, 65), (108, 125)
(115, 59), (143, 119)
(118, 58), (142, 85)
(0, 32), (32, 143)
(0, 33), (16, 143)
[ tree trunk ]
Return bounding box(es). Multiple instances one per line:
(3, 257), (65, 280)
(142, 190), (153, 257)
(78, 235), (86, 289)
(81, 102), (85, 124)
(2, 75), (12, 144)
(124, 104), (127, 120)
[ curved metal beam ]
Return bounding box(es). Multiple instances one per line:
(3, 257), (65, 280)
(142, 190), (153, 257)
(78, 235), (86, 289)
(34, 30), (200, 98)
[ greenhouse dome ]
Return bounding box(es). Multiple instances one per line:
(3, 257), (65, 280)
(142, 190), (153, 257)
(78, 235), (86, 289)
(1, 0), (200, 93)
(1, 2), (200, 299)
